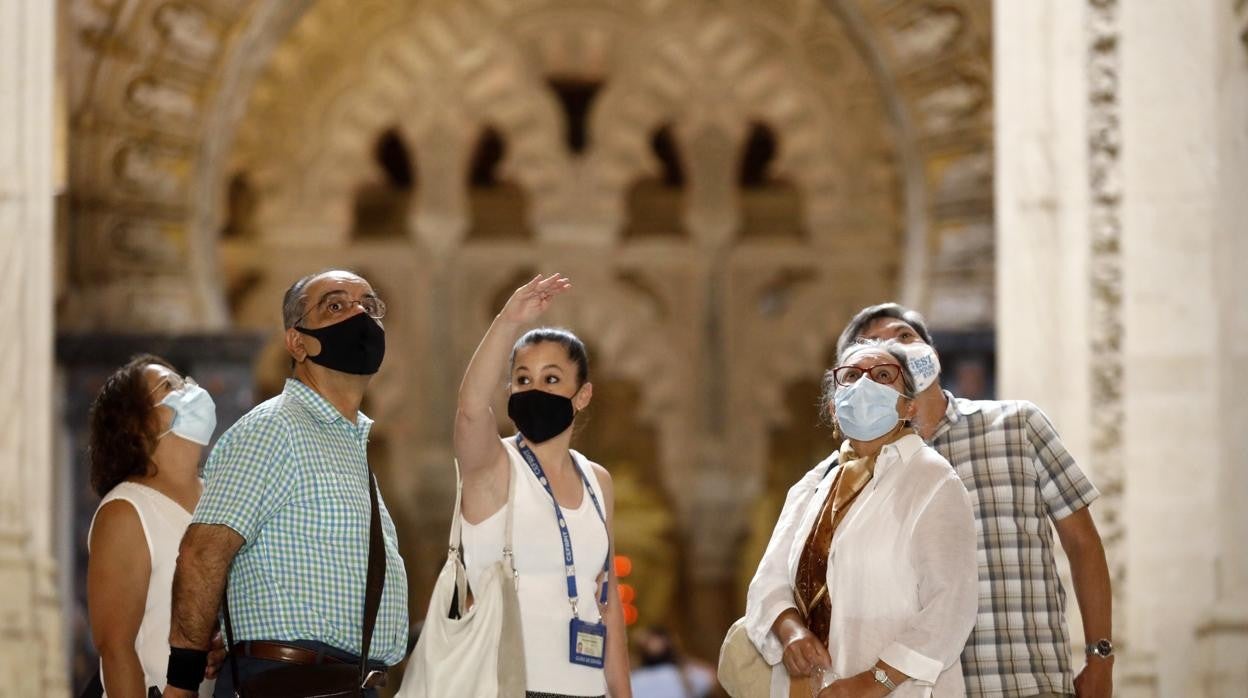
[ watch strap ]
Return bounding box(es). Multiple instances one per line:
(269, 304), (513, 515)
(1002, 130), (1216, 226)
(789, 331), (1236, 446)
(872, 666), (898, 691)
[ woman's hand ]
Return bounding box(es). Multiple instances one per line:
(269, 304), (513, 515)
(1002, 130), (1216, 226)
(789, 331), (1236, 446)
(771, 610), (831, 679)
(816, 671), (890, 698)
(498, 273), (571, 325)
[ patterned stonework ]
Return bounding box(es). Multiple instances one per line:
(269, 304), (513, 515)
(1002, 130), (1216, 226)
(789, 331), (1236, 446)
(63, 0), (993, 660)
(1086, 0), (1128, 651)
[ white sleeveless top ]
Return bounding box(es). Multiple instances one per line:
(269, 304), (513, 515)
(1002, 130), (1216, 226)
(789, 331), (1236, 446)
(462, 439), (610, 697)
(89, 481), (214, 697)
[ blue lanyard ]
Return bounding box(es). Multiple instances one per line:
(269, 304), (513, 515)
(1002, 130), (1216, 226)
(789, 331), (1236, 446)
(514, 435), (611, 615)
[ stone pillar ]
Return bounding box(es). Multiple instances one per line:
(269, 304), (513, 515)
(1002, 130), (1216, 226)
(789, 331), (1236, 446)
(1000, 0), (1248, 694)
(0, 0), (68, 694)
(1189, 1), (1248, 696)
(1117, 0), (1248, 694)
(995, 0), (1132, 680)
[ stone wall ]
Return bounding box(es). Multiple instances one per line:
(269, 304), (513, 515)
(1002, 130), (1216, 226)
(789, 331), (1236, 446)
(0, 0), (68, 695)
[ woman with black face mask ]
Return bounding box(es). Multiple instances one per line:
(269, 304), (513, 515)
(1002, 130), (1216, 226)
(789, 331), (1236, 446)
(453, 274), (632, 698)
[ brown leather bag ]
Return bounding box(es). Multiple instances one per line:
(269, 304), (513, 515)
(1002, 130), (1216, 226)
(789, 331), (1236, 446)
(222, 471), (388, 697)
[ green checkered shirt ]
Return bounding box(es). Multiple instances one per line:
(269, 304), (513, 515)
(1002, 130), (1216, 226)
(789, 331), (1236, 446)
(193, 378), (409, 664)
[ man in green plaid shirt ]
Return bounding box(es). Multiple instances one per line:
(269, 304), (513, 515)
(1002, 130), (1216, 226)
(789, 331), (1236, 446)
(163, 270), (408, 698)
(837, 303), (1114, 698)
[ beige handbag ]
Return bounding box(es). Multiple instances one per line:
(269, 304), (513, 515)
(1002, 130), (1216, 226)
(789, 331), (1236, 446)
(718, 617), (773, 698)
(396, 462), (525, 698)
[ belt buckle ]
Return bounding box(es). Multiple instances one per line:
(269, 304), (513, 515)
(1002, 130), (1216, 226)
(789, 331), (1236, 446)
(362, 668), (388, 688)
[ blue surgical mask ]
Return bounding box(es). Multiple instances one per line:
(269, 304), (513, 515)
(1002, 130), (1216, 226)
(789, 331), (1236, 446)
(834, 376), (904, 441)
(157, 382), (218, 445)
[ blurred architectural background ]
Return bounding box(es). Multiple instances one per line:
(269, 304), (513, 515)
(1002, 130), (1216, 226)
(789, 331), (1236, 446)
(1, 0), (1244, 695)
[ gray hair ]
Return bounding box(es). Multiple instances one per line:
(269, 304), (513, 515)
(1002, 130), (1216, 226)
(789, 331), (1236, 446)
(835, 302), (934, 359)
(281, 268), (360, 329)
(819, 339), (918, 427)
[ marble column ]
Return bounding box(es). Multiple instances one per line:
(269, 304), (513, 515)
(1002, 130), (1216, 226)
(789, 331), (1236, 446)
(999, 0), (1248, 694)
(994, 0), (1130, 679)
(1118, 0), (1248, 694)
(0, 0), (68, 694)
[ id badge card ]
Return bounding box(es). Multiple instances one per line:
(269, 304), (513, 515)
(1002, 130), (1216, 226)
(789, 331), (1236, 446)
(569, 617), (607, 668)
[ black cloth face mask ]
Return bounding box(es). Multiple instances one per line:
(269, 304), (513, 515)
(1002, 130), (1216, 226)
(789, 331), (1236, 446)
(508, 389), (576, 443)
(296, 311), (386, 375)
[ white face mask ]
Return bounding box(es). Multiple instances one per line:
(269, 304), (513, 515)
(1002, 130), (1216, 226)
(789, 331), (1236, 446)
(157, 381), (217, 445)
(898, 342), (941, 393)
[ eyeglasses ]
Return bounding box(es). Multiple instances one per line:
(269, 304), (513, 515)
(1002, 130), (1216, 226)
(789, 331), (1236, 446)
(297, 290), (387, 326)
(831, 363), (903, 388)
(150, 374), (196, 397)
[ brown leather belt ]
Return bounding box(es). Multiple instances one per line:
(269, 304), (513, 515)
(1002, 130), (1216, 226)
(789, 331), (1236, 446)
(231, 642), (387, 687)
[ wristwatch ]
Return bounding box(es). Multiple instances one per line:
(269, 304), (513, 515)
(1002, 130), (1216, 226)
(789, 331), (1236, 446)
(1085, 639), (1114, 658)
(872, 665), (898, 691)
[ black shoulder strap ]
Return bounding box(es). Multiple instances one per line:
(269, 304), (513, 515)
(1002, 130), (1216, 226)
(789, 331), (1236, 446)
(221, 471), (387, 689)
(822, 451), (840, 480)
(358, 472), (387, 679)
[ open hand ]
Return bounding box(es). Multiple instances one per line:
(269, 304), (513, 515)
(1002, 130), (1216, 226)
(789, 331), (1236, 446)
(498, 274), (572, 325)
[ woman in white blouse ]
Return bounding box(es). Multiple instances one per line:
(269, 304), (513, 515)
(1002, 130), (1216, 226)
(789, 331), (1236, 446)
(743, 341), (977, 697)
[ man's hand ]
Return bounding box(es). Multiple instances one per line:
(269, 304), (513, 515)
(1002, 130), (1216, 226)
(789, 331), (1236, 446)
(1074, 657), (1113, 698)
(204, 631), (227, 680)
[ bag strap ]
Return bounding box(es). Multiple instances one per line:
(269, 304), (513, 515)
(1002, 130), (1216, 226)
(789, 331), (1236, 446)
(220, 471), (387, 691)
(449, 454), (518, 572)
(223, 586), (241, 695)
(357, 471), (386, 683)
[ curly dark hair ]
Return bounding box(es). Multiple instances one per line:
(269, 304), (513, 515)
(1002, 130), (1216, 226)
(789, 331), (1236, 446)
(88, 354), (177, 497)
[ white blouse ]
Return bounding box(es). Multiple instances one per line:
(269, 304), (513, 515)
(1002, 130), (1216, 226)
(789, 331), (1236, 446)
(744, 434), (978, 697)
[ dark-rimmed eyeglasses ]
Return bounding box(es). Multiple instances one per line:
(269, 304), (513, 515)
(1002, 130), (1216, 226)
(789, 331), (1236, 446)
(831, 363), (903, 388)
(296, 290), (386, 326)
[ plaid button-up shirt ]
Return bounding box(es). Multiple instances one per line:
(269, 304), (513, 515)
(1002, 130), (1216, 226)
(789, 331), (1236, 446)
(929, 392), (1099, 697)
(193, 378), (409, 664)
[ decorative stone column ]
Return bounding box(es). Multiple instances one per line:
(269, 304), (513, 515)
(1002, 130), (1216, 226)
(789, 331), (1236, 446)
(1192, 1), (1248, 695)
(994, 0), (1132, 682)
(0, 0), (68, 694)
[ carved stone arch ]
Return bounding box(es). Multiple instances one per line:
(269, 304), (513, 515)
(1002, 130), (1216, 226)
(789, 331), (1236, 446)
(584, 11), (847, 244)
(258, 74), (440, 244)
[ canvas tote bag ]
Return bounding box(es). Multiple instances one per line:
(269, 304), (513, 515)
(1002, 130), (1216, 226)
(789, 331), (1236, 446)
(397, 461), (525, 698)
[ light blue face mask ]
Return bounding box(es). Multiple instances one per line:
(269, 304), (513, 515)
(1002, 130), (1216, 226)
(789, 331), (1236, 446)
(157, 381), (218, 446)
(833, 376), (904, 441)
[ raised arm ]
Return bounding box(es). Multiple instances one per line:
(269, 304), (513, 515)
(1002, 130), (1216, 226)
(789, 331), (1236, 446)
(454, 273), (570, 517)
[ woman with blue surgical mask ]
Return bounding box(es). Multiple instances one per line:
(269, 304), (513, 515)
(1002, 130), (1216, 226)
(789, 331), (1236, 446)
(739, 341), (978, 697)
(83, 355), (224, 697)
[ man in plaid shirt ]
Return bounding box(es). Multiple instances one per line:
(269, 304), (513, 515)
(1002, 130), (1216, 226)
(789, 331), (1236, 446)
(837, 303), (1113, 698)
(163, 270), (409, 697)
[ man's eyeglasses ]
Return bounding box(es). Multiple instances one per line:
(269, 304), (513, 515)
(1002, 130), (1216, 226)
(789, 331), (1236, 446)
(831, 363), (903, 387)
(297, 291), (387, 326)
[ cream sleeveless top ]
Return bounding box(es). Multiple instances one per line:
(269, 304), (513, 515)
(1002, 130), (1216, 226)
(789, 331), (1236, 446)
(89, 481), (214, 697)
(462, 439), (611, 697)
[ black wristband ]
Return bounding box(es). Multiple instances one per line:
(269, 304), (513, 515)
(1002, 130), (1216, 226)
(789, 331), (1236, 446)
(166, 646), (208, 692)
